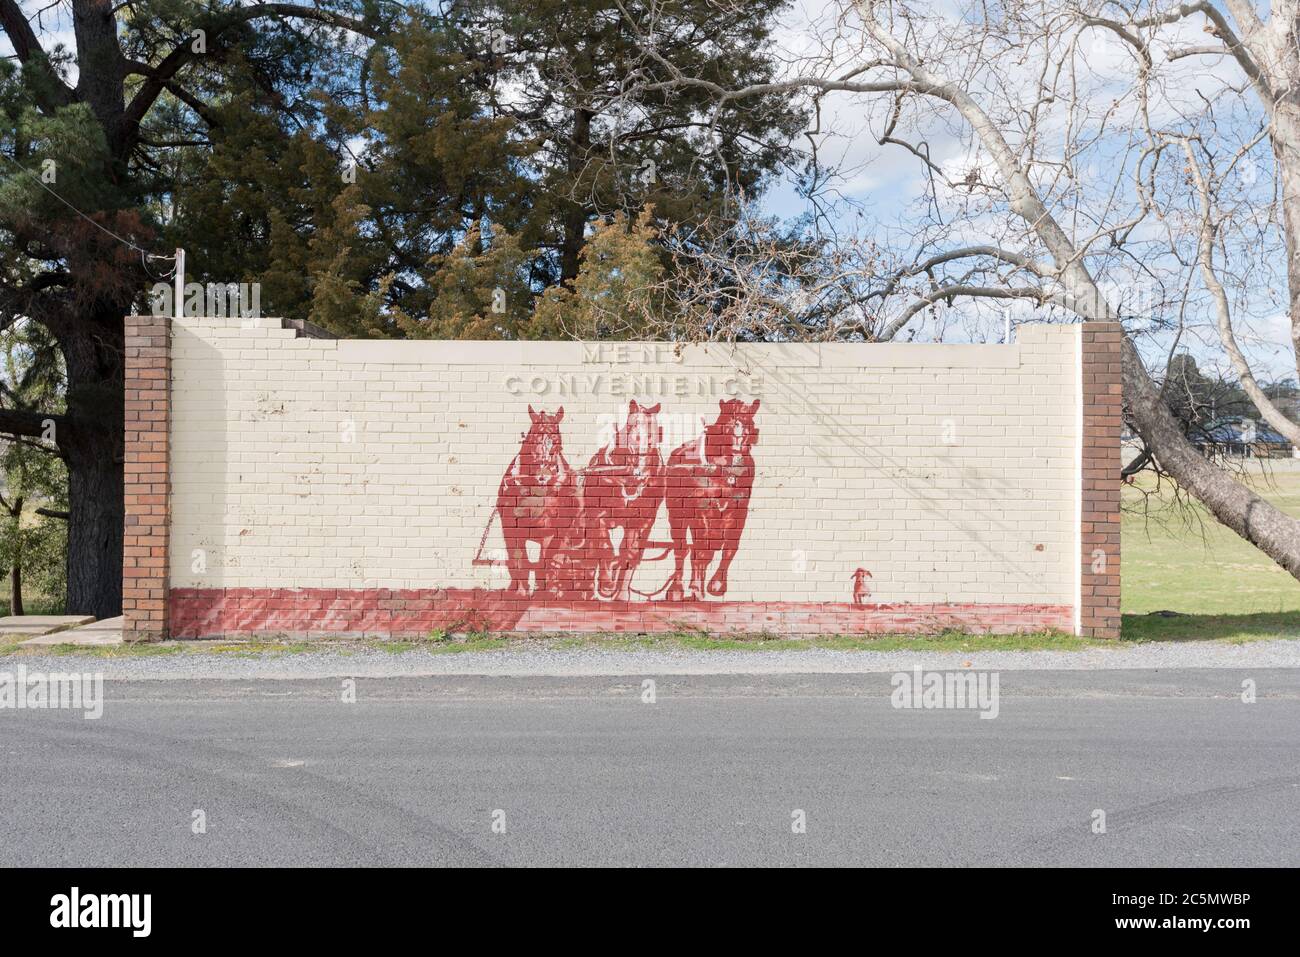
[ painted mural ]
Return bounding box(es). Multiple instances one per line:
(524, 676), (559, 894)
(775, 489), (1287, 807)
(159, 325), (1097, 639)
(487, 398), (760, 603)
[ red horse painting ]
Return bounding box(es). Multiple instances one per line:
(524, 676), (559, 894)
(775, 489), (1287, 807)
(496, 406), (584, 598)
(582, 400), (666, 601)
(488, 399), (760, 603)
(663, 399), (760, 601)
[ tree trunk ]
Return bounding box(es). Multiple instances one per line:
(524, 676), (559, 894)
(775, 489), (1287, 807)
(10, 551), (22, 617)
(63, 439), (123, 618)
(1276, 104), (1300, 382)
(59, 310), (125, 619)
(560, 107), (594, 283)
(71, 0), (128, 157)
(1260, 4), (1300, 384)
(1123, 335), (1300, 576)
(7, 496), (23, 616)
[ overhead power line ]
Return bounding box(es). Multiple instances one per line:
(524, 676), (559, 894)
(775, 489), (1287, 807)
(0, 151), (177, 278)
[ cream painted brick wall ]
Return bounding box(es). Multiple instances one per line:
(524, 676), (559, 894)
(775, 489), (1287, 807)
(169, 319), (1079, 604)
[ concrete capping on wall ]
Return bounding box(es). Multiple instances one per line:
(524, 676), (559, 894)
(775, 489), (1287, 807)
(337, 338), (1021, 369)
(1079, 322), (1123, 638)
(122, 314), (172, 641)
(284, 317), (339, 340)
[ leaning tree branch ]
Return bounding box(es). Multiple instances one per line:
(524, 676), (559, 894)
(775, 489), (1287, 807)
(876, 284), (1067, 342)
(0, 407), (65, 443)
(611, 0), (922, 103)
(0, 0), (47, 63)
(870, 245), (1056, 307)
(160, 79), (223, 129)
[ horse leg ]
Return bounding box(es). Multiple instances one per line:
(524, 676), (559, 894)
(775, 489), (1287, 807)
(707, 545), (736, 597)
(664, 509), (688, 602)
(614, 517), (649, 601)
(707, 507), (748, 597)
(548, 529), (582, 600)
(690, 518), (721, 601)
(595, 525), (619, 599)
(572, 532), (597, 601)
(557, 518), (579, 601)
(601, 557), (623, 600)
(534, 532), (553, 597)
(502, 526), (530, 595)
(571, 523), (597, 601)
(688, 548), (715, 602)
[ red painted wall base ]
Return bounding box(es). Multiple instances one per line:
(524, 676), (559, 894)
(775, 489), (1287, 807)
(170, 588), (1073, 637)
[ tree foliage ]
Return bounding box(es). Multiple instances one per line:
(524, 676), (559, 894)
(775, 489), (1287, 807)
(169, 2), (806, 336)
(0, 320), (67, 614)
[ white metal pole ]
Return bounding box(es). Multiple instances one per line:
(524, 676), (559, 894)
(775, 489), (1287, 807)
(174, 248), (185, 320)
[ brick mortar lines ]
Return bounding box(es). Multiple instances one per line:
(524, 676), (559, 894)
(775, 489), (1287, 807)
(122, 314), (171, 641)
(1080, 322), (1123, 638)
(134, 319), (1092, 639)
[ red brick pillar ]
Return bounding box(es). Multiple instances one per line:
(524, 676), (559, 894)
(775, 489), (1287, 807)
(1080, 322), (1122, 638)
(122, 313), (171, 641)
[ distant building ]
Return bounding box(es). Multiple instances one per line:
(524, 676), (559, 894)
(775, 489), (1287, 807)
(1193, 419), (1295, 459)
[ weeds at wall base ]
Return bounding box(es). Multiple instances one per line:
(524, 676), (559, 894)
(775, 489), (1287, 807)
(0, 627), (1113, 657)
(8, 617), (1298, 658)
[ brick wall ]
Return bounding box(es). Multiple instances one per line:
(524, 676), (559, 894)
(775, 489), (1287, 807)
(122, 313), (171, 641)
(1079, 322), (1123, 638)
(125, 317), (1122, 638)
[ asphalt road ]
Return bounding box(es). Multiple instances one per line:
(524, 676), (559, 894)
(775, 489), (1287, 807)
(2, 669), (1298, 867)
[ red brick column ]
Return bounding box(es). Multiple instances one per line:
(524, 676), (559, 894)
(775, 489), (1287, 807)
(1080, 322), (1122, 638)
(122, 314), (171, 641)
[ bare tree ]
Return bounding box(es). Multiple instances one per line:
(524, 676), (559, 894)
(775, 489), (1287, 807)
(604, 0), (1300, 579)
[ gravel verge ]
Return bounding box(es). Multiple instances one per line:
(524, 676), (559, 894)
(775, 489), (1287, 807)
(1, 638), (1297, 680)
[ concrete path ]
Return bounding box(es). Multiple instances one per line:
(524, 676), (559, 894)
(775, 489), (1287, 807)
(16, 615), (123, 647)
(1, 669), (1296, 866)
(0, 614), (93, 637)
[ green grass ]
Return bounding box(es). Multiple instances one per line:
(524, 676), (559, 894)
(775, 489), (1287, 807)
(0, 634), (27, 655)
(0, 597), (64, 617)
(552, 629), (1102, 653)
(1119, 611), (1300, 643)
(0, 628), (1101, 657)
(60, 641), (187, 658)
(1122, 463), (1300, 639)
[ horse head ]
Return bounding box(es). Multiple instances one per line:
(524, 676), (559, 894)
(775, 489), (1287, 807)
(616, 399), (663, 462)
(521, 405), (567, 481)
(708, 398), (760, 462)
